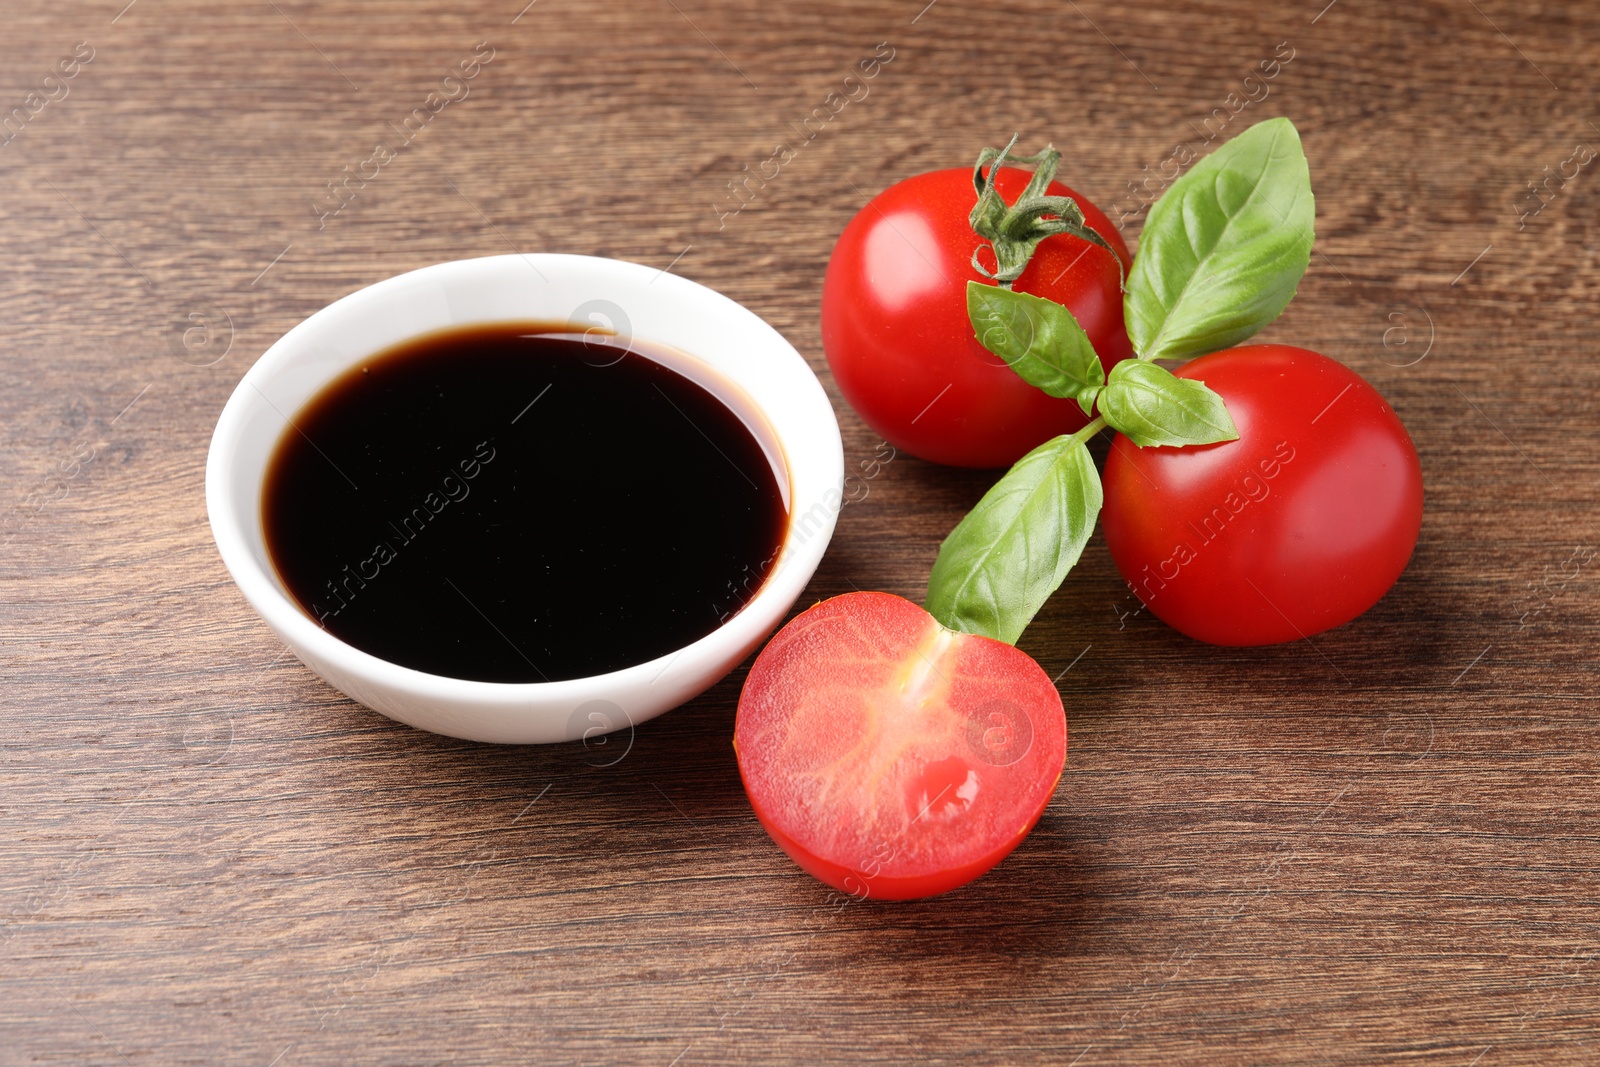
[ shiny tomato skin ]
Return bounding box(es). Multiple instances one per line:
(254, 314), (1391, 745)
(822, 167), (1132, 469)
(734, 592), (1067, 901)
(1100, 345), (1423, 647)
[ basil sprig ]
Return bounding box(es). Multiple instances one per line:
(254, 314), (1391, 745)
(1098, 361), (1237, 448)
(967, 282), (1104, 417)
(1124, 116), (1315, 363)
(928, 118), (1313, 644)
(925, 434), (1102, 645)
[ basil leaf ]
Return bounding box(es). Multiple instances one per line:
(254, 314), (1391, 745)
(1125, 116), (1314, 362)
(926, 435), (1102, 644)
(1099, 360), (1238, 447)
(967, 282), (1105, 416)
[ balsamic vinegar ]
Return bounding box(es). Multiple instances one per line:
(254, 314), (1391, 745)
(262, 324), (789, 683)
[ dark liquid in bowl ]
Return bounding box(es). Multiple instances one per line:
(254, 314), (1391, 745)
(261, 324), (789, 683)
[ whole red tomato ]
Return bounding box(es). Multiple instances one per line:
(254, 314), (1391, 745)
(822, 167), (1131, 469)
(1100, 345), (1423, 646)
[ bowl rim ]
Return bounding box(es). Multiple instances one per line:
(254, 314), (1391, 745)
(205, 252), (842, 727)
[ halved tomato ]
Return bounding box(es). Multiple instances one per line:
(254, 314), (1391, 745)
(734, 592), (1067, 900)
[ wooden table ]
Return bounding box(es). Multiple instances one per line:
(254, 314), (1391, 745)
(4, 1), (1597, 1063)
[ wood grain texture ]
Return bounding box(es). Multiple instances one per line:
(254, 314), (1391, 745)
(3, 0), (1599, 1064)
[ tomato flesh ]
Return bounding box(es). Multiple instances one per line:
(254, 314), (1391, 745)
(734, 592), (1067, 900)
(1101, 345), (1424, 646)
(822, 167), (1131, 469)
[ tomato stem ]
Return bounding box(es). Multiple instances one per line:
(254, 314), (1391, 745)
(969, 135), (1118, 289)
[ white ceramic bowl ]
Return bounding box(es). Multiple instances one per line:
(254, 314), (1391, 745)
(206, 254), (843, 744)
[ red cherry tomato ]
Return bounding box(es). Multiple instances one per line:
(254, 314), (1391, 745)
(1100, 345), (1424, 646)
(821, 167), (1132, 469)
(734, 592), (1066, 900)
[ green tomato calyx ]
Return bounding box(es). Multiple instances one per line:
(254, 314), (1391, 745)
(968, 134), (1117, 289)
